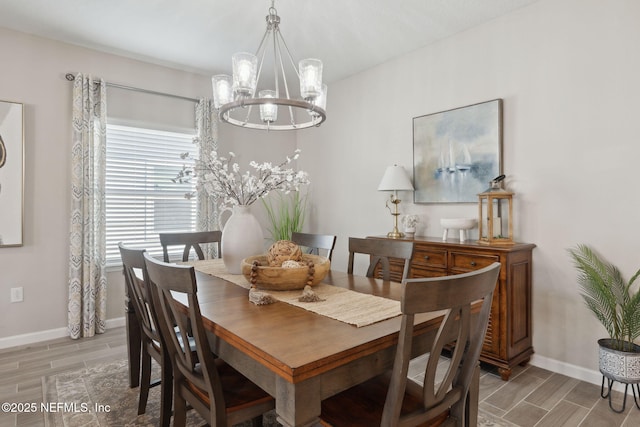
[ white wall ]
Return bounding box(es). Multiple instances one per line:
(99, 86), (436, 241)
(297, 0), (640, 376)
(217, 123), (298, 233)
(0, 28), (199, 339)
(2, 0), (639, 381)
(0, 27), (294, 343)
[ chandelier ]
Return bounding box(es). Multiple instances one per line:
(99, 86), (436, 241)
(211, 1), (327, 131)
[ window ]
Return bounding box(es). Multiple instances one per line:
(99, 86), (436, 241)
(105, 124), (197, 266)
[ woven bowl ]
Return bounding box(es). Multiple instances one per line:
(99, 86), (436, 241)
(241, 254), (330, 290)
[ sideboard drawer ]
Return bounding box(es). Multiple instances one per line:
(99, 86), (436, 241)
(410, 266), (448, 279)
(412, 246), (447, 269)
(367, 235), (535, 381)
(450, 251), (499, 272)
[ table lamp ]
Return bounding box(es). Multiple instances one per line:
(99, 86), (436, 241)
(378, 165), (414, 238)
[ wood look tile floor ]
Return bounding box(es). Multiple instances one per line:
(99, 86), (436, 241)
(1, 326), (638, 426)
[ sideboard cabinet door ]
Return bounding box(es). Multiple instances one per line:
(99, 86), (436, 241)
(370, 236), (535, 381)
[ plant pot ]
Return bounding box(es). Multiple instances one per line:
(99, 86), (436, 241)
(598, 338), (640, 383)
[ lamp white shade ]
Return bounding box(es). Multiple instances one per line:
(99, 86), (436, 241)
(378, 165), (414, 191)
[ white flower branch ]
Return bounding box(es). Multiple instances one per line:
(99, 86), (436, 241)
(174, 149), (309, 208)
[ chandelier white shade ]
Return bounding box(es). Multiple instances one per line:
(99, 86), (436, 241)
(212, 2), (327, 131)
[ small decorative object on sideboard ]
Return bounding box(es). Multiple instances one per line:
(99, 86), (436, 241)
(440, 218), (477, 243)
(477, 174), (514, 246)
(401, 214), (420, 236)
(568, 244), (640, 413)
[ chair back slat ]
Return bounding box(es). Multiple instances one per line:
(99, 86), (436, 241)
(381, 262), (501, 426)
(144, 253), (275, 425)
(159, 230), (222, 262)
(118, 243), (161, 343)
(291, 232), (337, 261)
(144, 253), (229, 425)
(347, 237), (414, 281)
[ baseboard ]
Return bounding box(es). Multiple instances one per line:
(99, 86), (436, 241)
(530, 354), (626, 393)
(0, 320), (627, 396)
(0, 316), (126, 350)
(105, 316), (126, 328)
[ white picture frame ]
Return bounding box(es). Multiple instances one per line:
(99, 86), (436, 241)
(0, 100), (24, 247)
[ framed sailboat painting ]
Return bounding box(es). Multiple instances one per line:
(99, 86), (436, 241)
(413, 99), (503, 203)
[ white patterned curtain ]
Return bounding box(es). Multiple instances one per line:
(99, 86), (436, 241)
(195, 98), (219, 257)
(68, 73), (107, 339)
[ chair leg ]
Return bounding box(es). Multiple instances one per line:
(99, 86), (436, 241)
(172, 383), (187, 427)
(450, 363), (480, 427)
(467, 365), (480, 427)
(138, 348), (152, 415)
(250, 414), (264, 427)
(159, 353), (173, 427)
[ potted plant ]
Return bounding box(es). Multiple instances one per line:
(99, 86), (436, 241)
(262, 190), (308, 242)
(568, 244), (640, 411)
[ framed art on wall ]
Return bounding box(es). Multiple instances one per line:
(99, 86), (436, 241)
(0, 100), (24, 246)
(413, 99), (503, 203)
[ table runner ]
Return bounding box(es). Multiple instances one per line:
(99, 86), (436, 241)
(187, 259), (401, 327)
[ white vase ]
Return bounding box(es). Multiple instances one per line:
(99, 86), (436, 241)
(220, 205), (264, 274)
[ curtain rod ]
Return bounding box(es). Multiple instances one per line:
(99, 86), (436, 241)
(65, 73), (200, 104)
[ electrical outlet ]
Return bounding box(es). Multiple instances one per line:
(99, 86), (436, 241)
(11, 287), (23, 303)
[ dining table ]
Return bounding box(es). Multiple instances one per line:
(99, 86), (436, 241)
(129, 260), (479, 427)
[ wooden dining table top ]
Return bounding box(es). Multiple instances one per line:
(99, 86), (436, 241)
(189, 269), (443, 383)
(141, 264), (461, 427)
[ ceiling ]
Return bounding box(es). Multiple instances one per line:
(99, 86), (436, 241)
(0, 0), (540, 83)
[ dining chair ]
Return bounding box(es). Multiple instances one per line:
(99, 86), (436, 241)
(291, 231), (337, 261)
(143, 253), (275, 427)
(347, 237), (414, 281)
(159, 230), (222, 262)
(320, 262), (501, 427)
(118, 242), (172, 427)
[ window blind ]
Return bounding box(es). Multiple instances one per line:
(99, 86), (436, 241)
(105, 124), (197, 266)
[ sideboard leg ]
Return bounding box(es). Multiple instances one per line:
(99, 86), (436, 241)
(498, 367), (511, 381)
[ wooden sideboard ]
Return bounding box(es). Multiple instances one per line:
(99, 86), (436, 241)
(369, 235), (535, 380)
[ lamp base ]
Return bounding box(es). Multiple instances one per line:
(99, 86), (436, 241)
(386, 205), (405, 239)
(387, 231), (405, 239)
(387, 228), (405, 239)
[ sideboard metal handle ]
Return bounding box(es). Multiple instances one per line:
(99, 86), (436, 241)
(424, 255), (430, 260)
(470, 261), (477, 266)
